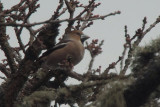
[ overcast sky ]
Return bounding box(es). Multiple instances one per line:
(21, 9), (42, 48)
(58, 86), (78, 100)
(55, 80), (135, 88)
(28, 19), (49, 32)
(1, 0), (160, 84)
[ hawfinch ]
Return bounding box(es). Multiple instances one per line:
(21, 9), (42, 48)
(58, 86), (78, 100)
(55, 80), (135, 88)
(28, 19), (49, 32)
(40, 30), (89, 70)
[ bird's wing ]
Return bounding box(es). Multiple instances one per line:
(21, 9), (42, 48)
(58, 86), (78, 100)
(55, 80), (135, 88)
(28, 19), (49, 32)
(39, 40), (71, 59)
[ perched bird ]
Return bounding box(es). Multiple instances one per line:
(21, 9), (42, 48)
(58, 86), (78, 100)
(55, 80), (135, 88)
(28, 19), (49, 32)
(39, 30), (89, 70)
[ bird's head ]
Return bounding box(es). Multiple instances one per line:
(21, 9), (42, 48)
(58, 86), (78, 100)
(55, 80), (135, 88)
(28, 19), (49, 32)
(65, 30), (90, 43)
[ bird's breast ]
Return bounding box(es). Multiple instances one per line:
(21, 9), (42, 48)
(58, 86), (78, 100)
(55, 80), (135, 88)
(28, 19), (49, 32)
(67, 41), (84, 65)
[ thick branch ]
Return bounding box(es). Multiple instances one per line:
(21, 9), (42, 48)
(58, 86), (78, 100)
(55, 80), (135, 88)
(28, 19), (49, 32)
(0, 3), (17, 74)
(0, 63), (10, 77)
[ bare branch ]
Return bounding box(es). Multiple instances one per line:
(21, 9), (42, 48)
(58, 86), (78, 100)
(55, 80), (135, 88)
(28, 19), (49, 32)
(120, 16), (160, 75)
(0, 3), (17, 73)
(0, 11), (121, 28)
(76, 0), (95, 18)
(0, 0), (25, 16)
(103, 56), (122, 75)
(120, 25), (129, 71)
(65, 0), (76, 32)
(86, 40), (104, 73)
(88, 56), (95, 72)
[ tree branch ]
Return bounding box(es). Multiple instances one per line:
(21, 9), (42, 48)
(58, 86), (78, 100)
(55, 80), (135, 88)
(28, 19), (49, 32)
(0, 11), (121, 28)
(0, 3), (17, 74)
(120, 16), (160, 75)
(0, 63), (10, 77)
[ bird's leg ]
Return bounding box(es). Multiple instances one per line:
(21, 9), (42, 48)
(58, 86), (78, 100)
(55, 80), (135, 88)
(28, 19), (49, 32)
(67, 56), (74, 69)
(57, 56), (74, 70)
(50, 57), (74, 89)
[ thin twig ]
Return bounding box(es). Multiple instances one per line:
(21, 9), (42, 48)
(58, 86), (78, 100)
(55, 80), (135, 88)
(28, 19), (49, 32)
(76, 0), (95, 19)
(120, 44), (128, 71)
(0, 11), (121, 27)
(88, 56), (95, 72)
(65, 0), (76, 32)
(103, 56), (122, 75)
(120, 16), (160, 75)
(80, 4), (93, 31)
(120, 25), (129, 71)
(0, 0), (25, 16)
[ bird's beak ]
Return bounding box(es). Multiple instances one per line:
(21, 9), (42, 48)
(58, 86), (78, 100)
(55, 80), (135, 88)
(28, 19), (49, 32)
(81, 34), (90, 43)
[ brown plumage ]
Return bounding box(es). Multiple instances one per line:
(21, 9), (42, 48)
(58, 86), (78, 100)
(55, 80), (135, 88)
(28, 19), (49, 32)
(40, 30), (89, 69)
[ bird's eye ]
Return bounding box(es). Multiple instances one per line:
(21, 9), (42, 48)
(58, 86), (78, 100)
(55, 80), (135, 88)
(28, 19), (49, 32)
(76, 32), (81, 36)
